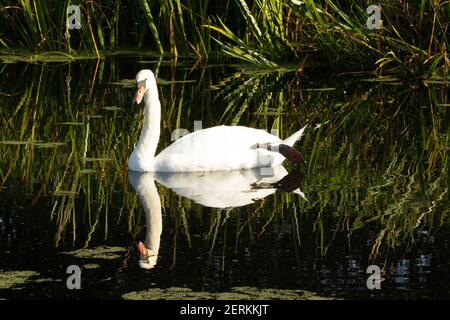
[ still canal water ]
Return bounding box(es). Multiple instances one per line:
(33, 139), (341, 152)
(1, 53), (449, 299)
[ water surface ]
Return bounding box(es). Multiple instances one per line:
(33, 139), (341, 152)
(1, 55), (449, 299)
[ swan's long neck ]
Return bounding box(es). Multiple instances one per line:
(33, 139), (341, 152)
(136, 85), (161, 162)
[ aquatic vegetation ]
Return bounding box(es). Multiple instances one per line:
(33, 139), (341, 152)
(122, 286), (334, 300)
(0, 1), (448, 75)
(82, 264), (101, 269)
(60, 246), (127, 260)
(0, 271), (40, 289)
(207, 0), (450, 74)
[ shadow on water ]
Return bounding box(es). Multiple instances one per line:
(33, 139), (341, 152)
(0, 55), (450, 299)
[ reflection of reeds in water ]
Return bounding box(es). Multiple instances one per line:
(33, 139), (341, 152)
(1, 59), (136, 248)
(208, 70), (450, 265)
(0, 60), (449, 267)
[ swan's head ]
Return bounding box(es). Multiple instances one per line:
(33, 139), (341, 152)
(135, 69), (155, 104)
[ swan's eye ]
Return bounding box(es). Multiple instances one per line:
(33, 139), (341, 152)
(136, 79), (146, 90)
(134, 80), (147, 104)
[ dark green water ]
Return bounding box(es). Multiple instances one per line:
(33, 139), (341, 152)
(1, 54), (449, 299)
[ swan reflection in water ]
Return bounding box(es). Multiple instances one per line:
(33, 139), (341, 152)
(128, 166), (306, 269)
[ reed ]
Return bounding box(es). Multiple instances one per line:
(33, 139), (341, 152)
(0, 1), (448, 75)
(207, 0), (450, 75)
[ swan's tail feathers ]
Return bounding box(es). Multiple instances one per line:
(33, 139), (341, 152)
(282, 124), (308, 147)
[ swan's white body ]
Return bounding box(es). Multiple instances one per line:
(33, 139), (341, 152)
(131, 125), (303, 172)
(128, 69), (306, 172)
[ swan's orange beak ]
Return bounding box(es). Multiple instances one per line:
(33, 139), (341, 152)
(135, 85), (145, 104)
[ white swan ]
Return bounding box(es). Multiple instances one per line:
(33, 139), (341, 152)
(128, 69), (307, 172)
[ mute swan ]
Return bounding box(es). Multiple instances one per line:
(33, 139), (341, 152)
(128, 69), (307, 172)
